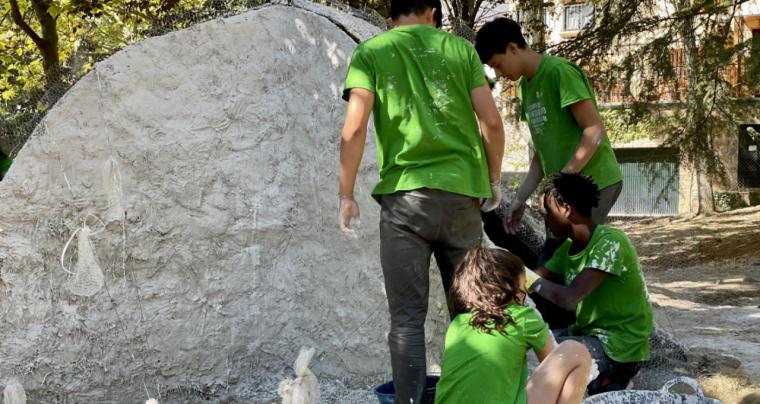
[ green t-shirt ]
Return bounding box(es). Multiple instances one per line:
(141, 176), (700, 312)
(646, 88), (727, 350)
(343, 24), (490, 200)
(518, 55), (622, 189)
(435, 304), (549, 404)
(545, 225), (653, 363)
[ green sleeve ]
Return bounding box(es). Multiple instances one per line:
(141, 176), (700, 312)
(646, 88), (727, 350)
(523, 306), (549, 352)
(0, 155), (11, 172)
(586, 234), (625, 276)
(553, 61), (594, 109)
(543, 240), (570, 276)
(342, 44), (375, 101)
(467, 44), (486, 91)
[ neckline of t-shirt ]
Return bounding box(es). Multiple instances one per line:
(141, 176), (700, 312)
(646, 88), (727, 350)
(567, 224), (607, 259)
(524, 54), (549, 86)
(391, 24), (434, 32)
(457, 302), (529, 320)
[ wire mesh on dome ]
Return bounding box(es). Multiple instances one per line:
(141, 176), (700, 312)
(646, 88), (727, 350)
(0, 0), (518, 160)
(0, 0), (387, 160)
(447, 17), (477, 43)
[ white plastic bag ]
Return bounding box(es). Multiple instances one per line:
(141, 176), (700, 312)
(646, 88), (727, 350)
(278, 347), (320, 404)
(102, 157), (124, 220)
(3, 379), (26, 404)
(61, 225), (104, 297)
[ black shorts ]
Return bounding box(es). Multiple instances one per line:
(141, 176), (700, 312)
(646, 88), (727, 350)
(554, 329), (644, 396)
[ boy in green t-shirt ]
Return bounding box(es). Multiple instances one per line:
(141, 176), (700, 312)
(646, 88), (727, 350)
(525, 173), (653, 395)
(474, 18), (623, 265)
(338, 0), (506, 402)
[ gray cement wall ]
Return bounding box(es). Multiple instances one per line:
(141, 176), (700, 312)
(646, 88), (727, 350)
(0, 4), (451, 401)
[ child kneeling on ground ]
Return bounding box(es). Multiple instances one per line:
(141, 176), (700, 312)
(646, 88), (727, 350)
(435, 247), (592, 404)
(527, 173), (653, 394)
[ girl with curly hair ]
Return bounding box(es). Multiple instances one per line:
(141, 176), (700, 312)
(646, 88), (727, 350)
(435, 246), (591, 404)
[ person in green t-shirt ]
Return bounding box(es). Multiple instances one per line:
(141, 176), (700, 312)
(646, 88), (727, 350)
(525, 173), (653, 395)
(339, 0), (506, 402)
(474, 18), (623, 266)
(436, 246), (591, 404)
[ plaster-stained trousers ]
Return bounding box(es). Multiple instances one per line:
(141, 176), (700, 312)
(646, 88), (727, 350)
(379, 188), (482, 404)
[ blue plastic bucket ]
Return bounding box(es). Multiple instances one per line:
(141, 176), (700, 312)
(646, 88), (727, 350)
(374, 375), (440, 404)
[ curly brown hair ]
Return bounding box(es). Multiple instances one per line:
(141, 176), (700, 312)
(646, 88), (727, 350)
(448, 247), (526, 334)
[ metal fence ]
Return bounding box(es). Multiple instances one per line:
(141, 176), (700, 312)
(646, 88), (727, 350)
(607, 147), (681, 216)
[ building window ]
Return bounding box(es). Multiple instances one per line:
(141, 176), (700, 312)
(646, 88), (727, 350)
(562, 3), (594, 32)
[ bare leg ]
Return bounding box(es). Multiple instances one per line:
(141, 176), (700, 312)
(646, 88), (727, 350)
(527, 340), (591, 404)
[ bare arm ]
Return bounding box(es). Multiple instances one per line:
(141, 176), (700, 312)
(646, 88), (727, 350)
(532, 268), (609, 311)
(504, 153), (543, 234)
(338, 88), (374, 236)
(534, 328), (555, 362)
(534, 266), (564, 284)
(339, 88), (375, 198)
(563, 99), (607, 173)
(515, 152), (544, 204)
(470, 82), (504, 182)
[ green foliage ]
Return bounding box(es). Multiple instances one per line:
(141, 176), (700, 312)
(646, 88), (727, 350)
(747, 126), (760, 143)
(0, 0), (267, 156)
(600, 109), (677, 144)
(714, 191), (748, 212)
(342, 0), (388, 17)
(549, 0), (760, 213)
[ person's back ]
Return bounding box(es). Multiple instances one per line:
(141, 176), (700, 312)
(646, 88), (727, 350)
(344, 24), (490, 199)
(338, 2), (506, 402)
(436, 247), (591, 404)
(435, 303), (548, 403)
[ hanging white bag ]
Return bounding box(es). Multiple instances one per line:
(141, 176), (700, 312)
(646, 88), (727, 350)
(3, 378), (27, 404)
(278, 347), (320, 404)
(61, 224), (104, 297)
(102, 157), (124, 220)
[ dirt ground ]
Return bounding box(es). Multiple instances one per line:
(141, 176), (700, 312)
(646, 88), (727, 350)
(613, 205), (760, 404)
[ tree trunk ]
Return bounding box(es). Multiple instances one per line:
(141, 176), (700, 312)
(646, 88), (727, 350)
(696, 168), (715, 215)
(678, 0), (715, 215)
(9, 0), (60, 88)
(32, 0), (61, 87)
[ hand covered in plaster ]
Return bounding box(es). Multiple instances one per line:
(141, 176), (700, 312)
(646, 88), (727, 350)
(504, 197), (526, 234)
(480, 180), (502, 212)
(339, 195), (361, 239)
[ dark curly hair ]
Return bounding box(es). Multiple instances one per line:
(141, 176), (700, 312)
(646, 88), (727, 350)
(448, 247), (526, 334)
(542, 172), (600, 218)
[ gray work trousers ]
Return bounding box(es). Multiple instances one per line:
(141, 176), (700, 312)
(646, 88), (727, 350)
(379, 188), (482, 404)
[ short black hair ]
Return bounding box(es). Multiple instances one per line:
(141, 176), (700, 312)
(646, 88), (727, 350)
(542, 173), (600, 218)
(390, 0), (442, 28)
(475, 17), (527, 63)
